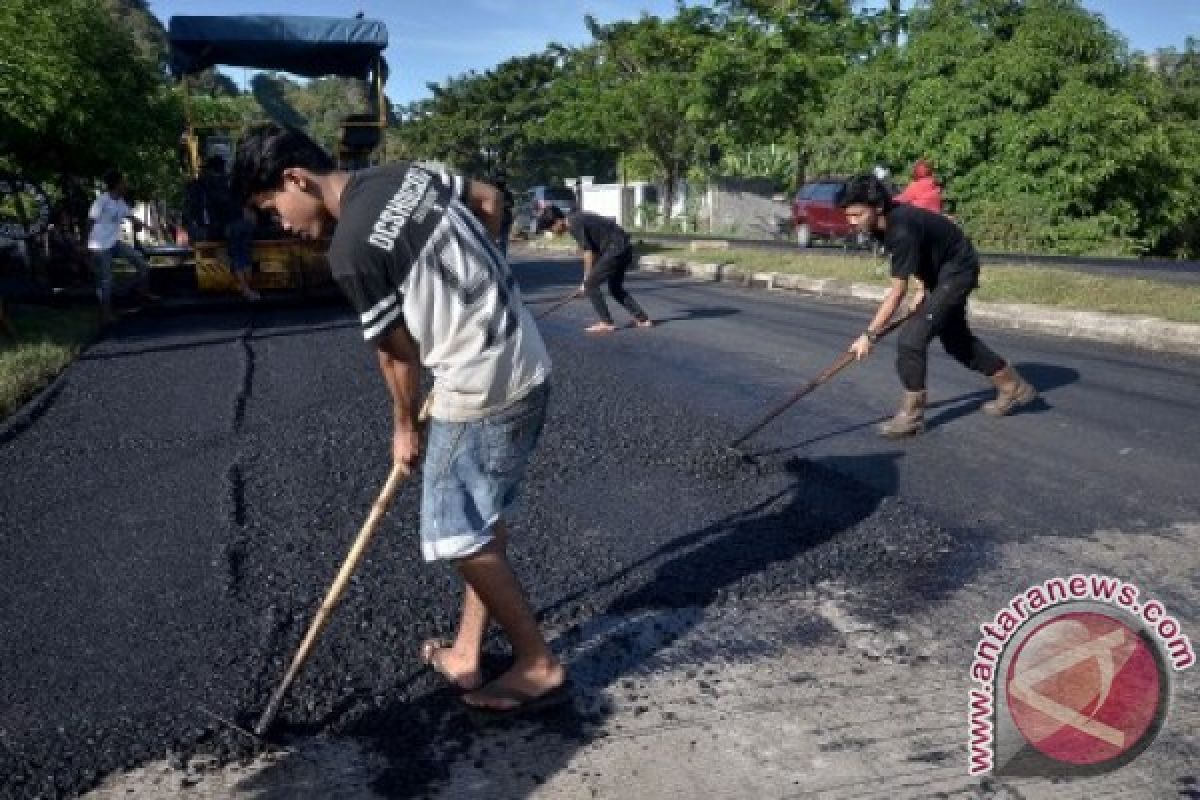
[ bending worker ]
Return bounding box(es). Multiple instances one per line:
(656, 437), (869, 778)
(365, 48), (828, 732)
(537, 205), (653, 334)
(839, 174), (1036, 437)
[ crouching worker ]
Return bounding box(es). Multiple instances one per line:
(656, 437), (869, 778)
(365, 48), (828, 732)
(537, 205), (652, 334)
(840, 174), (1035, 437)
(232, 124), (567, 714)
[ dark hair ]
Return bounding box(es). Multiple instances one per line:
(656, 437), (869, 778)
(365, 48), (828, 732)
(837, 174), (893, 212)
(535, 204), (566, 233)
(231, 123), (335, 205)
(103, 169), (123, 191)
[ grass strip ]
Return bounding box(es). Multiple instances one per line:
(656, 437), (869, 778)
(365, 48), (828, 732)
(640, 244), (1200, 325)
(0, 305), (98, 420)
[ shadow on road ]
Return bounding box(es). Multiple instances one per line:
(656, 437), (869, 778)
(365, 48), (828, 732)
(924, 361), (1080, 430)
(244, 451), (993, 798)
(744, 360), (1082, 456)
(651, 306), (740, 325)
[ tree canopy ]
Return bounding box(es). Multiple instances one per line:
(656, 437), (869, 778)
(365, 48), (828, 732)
(811, 0), (1196, 255)
(2, 0), (1197, 255)
(391, 52), (615, 187)
(0, 0), (180, 198)
(541, 10), (718, 216)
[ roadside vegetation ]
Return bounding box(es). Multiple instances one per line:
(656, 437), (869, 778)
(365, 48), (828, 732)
(0, 307), (98, 420)
(638, 244), (1200, 325)
(392, 2), (1200, 260)
(528, 235), (1200, 323)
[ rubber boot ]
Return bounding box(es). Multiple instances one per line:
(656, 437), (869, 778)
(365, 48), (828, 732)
(879, 390), (926, 438)
(982, 365), (1036, 416)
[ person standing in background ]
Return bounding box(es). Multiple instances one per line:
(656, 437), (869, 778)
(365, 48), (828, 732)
(895, 160), (943, 214)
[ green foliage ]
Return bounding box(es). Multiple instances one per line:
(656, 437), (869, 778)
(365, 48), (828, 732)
(2, 1), (1197, 257)
(714, 145), (799, 192)
(187, 68), (240, 98)
(810, 0), (1200, 256)
(697, 1), (859, 182)
(544, 10), (718, 215)
(101, 0), (168, 69)
(0, 0), (181, 197)
(184, 92), (260, 130)
(389, 53), (613, 186)
(1150, 37), (1200, 257)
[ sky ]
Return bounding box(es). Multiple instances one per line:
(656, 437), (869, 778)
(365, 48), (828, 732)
(148, 0), (1199, 106)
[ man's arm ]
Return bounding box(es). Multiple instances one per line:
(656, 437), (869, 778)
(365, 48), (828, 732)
(375, 324), (424, 471)
(850, 277), (908, 360)
(908, 280), (926, 312)
(580, 249), (596, 291)
(464, 180), (503, 238)
(86, 197), (103, 238)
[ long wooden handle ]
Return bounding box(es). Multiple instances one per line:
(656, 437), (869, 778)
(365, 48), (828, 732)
(729, 352), (856, 450)
(727, 309), (916, 451)
(534, 290), (583, 320)
(255, 462), (408, 736)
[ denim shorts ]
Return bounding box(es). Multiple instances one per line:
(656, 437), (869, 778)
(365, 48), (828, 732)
(420, 381), (549, 562)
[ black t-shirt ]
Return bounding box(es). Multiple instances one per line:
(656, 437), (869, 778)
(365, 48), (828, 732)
(883, 204), (978, 289)
(567, 211), (629, 255)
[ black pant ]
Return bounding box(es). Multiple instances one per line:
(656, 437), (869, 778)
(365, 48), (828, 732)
(586, 248), (647, 325)
(896, 273), (1005, 391)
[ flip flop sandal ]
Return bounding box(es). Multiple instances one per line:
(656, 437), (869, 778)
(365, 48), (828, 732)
(461, 681), (572, 717)
(420, 639), (482, 692)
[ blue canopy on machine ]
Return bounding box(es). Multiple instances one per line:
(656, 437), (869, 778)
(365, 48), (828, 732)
(168, 15), (388, 82)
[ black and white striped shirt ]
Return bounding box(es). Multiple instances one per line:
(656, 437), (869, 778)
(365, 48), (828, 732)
(329, 164), (550, 421)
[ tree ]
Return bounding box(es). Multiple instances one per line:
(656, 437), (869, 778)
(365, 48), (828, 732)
(187, 69), (241, 98)
(695, 0), (859, 185)
(390, 53), (614, 186)
(546, 11), (717, 218)
(102, 0), (168, 71)
(810, 0), (1190, 255)
(1148, 38), (1200, 257)
(0, 0), (182, 197)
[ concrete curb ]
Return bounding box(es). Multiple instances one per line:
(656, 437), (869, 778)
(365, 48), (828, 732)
(625, 251), (1200, 356)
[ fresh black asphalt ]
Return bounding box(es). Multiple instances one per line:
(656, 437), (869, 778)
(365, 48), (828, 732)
(1, 251), (1197, 798)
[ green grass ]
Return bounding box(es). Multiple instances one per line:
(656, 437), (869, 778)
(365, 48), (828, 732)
(0, 305), (99, 420)
(642, 245), (1200, 325)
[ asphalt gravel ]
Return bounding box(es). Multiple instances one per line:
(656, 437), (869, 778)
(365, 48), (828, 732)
(1, 251), (1197, 798)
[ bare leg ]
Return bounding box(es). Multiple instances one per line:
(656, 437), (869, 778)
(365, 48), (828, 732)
(423, 524), (513, 689)
(457, 528), (565, 710)
(584, 281), (615, 331)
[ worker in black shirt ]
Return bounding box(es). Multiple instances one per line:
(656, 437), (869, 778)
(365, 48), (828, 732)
(537, 206), (653, 334)
(839, 174), (1035, 437)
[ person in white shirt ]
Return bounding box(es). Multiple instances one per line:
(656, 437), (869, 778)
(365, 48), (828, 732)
(88, 170), (159, 322)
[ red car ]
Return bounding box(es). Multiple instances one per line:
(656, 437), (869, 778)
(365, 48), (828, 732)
(792, 178), (859, 248)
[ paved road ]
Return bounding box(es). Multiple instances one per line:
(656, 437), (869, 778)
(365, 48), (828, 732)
(1, 249), (1197, 798)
